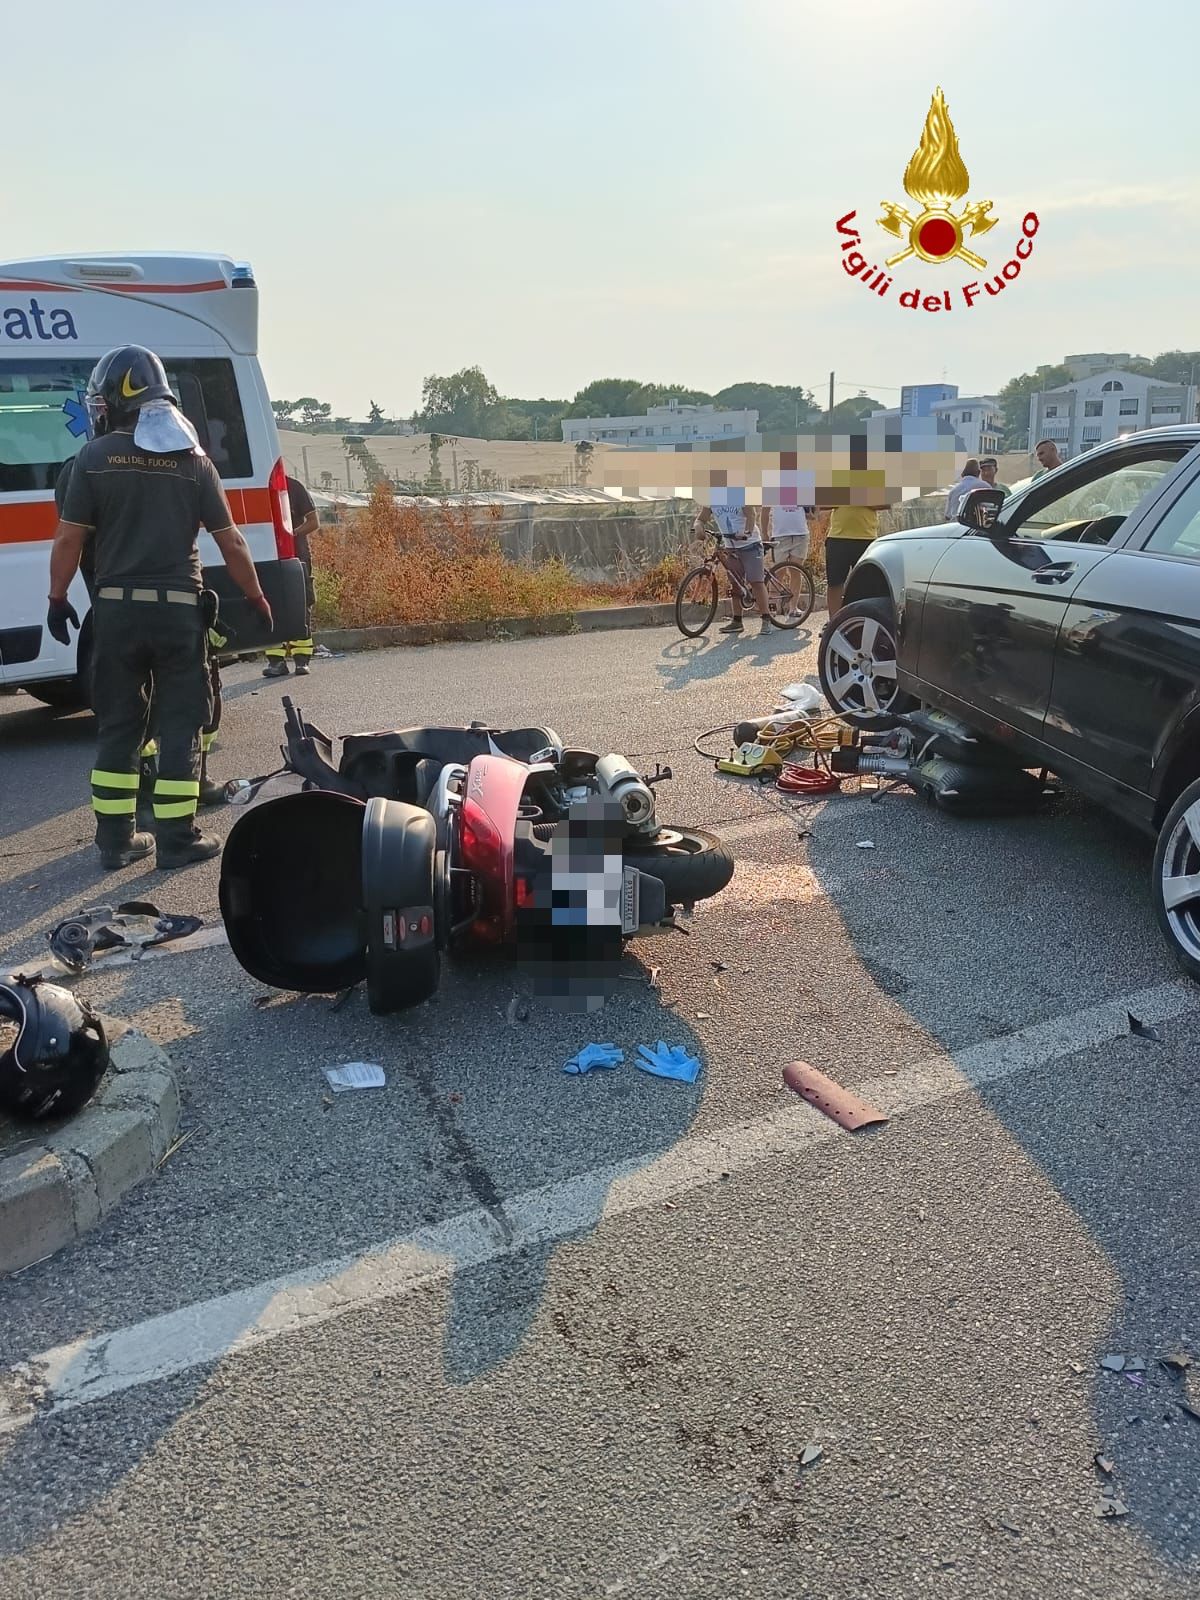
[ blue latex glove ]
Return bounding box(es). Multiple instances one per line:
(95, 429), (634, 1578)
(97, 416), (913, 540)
(563, 1043), (624, 1076)
(635, 1041), (702, 1084)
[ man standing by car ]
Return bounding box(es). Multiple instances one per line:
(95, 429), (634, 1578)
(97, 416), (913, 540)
(263, 476), (319, 677)
(1034, 439), (1065, 477)
(979, 458), (1010, 497)
(47, 344), (273, 871)
(946, 459), (988, 518)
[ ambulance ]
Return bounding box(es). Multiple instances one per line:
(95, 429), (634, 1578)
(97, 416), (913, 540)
(0, 252), (305, 706)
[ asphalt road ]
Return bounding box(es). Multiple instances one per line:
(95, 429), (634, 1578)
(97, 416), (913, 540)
(1, 620), (1198, 1600)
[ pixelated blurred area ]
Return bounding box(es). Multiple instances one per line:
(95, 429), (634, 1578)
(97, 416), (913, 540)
(516, 798), (626, 1014)
(598, 419), (958, 508)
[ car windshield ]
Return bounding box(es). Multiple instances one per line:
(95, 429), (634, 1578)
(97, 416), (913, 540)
(1017, 458), (1181, 540)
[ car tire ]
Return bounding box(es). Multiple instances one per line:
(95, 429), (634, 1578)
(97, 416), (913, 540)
(818, 597), (918, 730)
(1152, 775), (1200, 982)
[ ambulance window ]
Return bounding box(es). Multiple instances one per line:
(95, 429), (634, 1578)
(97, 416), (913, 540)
(164, 359), (252, 480)
(0, 359), (93, 492)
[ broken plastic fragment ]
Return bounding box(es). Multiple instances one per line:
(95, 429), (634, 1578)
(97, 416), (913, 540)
(782, 1061), (889, 1131)
(1127, 1011), (1164, 1042)
(1096, 1496), (1128, 1519)
(1161, 1353), (1193, 1376)
(1124, 1372), (1146, 1389)
(1094, 1454), (1115, 1477)
(799, 1444), (823, 1467)
(856, 840), (875, 850)
(1100, 1354), (1127, 1372)
(506, 995), (530, 1025)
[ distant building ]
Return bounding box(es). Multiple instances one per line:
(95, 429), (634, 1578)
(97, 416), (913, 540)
(1028, 370), (1200, 456)
(930, 394), (1003, 457)
(901, 382), (958, 418)
(1063, 352), (1136, 382)
(560, 400), (758, 446)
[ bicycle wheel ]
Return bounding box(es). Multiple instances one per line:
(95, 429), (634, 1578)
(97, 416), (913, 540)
(765, 560), (815, 629)
(674, 567), (719, 637)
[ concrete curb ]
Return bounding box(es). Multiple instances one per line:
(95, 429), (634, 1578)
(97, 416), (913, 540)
(0, 1019), (180, 1276)
(315, 603), (674, 653)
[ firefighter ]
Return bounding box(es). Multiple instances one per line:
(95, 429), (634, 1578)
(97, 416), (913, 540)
(47, 345), (273, 871)
(262, 475), (319, 677)
(52, 460), (227, 829)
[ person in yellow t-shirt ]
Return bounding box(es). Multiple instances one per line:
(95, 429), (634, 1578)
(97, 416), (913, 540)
(825, 503), (884, 617)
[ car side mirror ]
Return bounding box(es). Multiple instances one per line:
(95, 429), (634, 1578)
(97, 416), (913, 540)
(957, 486), (1008, 533)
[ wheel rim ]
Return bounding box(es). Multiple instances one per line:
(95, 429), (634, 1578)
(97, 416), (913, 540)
(1160, 798), (1200, 962)
(676, 570), (717, 635)
(822, 613), (900, 716)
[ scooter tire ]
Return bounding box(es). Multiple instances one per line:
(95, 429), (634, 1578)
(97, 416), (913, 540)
(625, 828), (734, 907)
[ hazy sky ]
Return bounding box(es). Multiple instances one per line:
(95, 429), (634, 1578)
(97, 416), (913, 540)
(9, 0), (1198, 415)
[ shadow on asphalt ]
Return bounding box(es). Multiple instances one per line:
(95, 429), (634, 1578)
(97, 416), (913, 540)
(655, 625), (813, 694)
(0, 935), (709, 1554)
(806, 785), (1200, 1563)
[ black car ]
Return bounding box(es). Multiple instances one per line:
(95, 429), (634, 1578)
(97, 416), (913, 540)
(817, 426), (1200, 979)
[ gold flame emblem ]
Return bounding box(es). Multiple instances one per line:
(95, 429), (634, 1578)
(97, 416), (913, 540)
(877, 87), (997, 269)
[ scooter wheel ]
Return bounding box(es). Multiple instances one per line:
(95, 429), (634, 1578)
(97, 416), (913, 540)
(624, 828), (734, 906)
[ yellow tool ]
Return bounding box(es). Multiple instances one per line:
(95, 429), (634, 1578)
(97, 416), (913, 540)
(715, 742), (785, 776)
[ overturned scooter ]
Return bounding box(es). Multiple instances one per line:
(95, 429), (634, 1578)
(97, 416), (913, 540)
(219, 700), (735, 1014)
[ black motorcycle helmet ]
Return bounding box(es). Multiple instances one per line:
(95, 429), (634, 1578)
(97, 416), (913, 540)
(85, 344), (175, 435)
(0, 977), (109, 1122)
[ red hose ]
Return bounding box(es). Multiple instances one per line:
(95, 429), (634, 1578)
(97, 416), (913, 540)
(776, 761), (841, 795)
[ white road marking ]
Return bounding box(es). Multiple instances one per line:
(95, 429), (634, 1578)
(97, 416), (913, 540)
(2, 978), (1196, 1434)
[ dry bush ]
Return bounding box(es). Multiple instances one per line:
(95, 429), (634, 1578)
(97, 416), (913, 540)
(310, 485), (594, 628)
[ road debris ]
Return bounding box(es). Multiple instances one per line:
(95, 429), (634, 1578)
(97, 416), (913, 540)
(711, 961), (729, 974)
(323, 1061), (386, 1092)
(155, 1128), (197, 1171)
(1095, 1496), (1129, 1519)
(562, 1044), (624, 1076)
(782, 1061), (889, 1131)
(1094, 1454), (1115, 1477)
(506, 996), (531, 1025)
(1127, 1011), (1164, 1042)
(47, 902), (204, 973)
(1161, 1353), (1193, 1376)
(1124, 1372), (1146, 1389)
(856, 840), (875, 850)
(1100, 1354), (1127, 1372)
(1070, 1361), (1086, 1375)
(799, 1444), (823, 1467)
(635, 1042), (702, 1084)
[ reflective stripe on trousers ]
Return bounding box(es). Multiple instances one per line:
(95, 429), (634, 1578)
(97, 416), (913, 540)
(91, 768), (138, 817)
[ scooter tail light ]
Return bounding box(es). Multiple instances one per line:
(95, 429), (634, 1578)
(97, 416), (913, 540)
(459, 798), (505, 876)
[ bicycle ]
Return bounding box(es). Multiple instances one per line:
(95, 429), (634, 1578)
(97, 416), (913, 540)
(674, 534), (815, 638)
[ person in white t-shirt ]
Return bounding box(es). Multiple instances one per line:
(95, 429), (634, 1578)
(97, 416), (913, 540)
(946, 459), (988, 519)
(766, 501), (811, 561)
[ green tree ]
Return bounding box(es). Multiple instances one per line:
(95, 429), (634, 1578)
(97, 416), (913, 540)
(826, 393), (883, 428)
(997, 364), (1072, 451)
(418, 366), (500, 437)
(563, 379), (711, 420)
(271, 399), (298, 424)
(714, 382), (819, 433)
(295, 396), (332, 428)
(367, 399), (386, 426)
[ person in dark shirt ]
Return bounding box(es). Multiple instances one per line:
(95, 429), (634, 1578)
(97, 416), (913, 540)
(263, 475), (319, 677)
(49, 344), (273, 871)
(55, 457), (230, 821)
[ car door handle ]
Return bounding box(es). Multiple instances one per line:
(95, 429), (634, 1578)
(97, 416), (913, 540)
(1030, 562), (1077, 585)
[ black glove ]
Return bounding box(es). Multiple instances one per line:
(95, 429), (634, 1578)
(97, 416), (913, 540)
(46, 597), (80, 647)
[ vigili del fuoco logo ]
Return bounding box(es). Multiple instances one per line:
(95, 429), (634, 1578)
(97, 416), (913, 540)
(834, 87), (1040, 313)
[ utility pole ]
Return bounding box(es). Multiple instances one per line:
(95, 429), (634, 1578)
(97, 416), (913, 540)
(301, 445), (310, 487)
(533, 417), (539, 442)
(827, 372), (835, 424)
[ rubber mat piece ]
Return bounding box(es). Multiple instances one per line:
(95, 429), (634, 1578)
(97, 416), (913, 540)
(782, 1060), (889, 1131)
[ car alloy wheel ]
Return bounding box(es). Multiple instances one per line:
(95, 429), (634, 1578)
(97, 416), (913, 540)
(821, 610), (901, 719)
(1156, 789), (1200, 969)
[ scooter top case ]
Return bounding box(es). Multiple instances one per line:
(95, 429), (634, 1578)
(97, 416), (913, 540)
(220, 790), (440, 1014)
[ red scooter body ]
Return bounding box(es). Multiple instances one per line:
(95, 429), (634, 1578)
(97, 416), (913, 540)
(456, 754), (528, 944)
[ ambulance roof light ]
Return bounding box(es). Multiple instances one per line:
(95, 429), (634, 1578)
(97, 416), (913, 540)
(232, 262), (256, 288)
